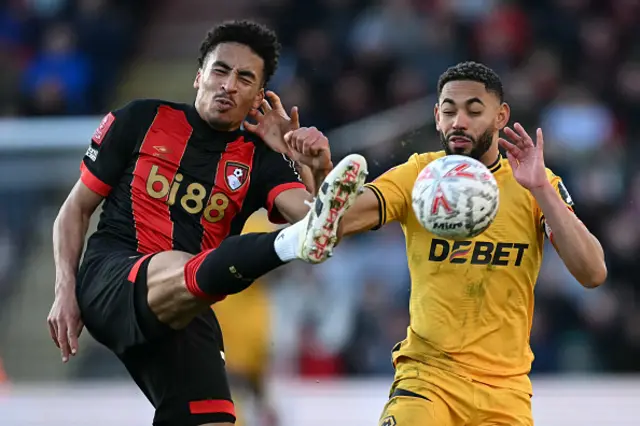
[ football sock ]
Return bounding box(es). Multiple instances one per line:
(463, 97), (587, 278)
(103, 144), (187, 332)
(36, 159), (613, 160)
(183, 231), (287, 300)
(273, 221), (303, 262)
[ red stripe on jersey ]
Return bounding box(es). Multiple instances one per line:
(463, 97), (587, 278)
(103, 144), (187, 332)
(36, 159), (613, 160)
(266, 181), (306, 224)
(80, 162), (112, 197)
(189, 399), (235, 416)
(131, 106), (192, 254)
(200, 137), (255, 251)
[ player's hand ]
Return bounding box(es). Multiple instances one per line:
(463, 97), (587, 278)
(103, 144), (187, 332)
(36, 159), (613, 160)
(244, 91), (300, 155)
(47, 287), (84, 363)
(284, 127), (333, 173)
(498, 123), (548, 191)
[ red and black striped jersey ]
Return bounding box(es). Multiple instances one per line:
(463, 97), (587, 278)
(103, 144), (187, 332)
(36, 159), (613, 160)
(80, 99), (305, 258)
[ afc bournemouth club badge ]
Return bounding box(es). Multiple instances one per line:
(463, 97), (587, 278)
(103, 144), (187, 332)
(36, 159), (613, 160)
(225, 161), (250, 191)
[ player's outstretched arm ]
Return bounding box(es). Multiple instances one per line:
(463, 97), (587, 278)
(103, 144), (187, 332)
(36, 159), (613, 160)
(342, 156), (418, 235)
(499, 124), (606, 288)
(272, 187), (314, 223)
(340, 188), (382, 235)
(531, 180), (606, 288)
(48, 180), (103, 362)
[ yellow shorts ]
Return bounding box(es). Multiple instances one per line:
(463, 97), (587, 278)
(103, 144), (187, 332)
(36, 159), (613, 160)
(379, 357), (533, 426)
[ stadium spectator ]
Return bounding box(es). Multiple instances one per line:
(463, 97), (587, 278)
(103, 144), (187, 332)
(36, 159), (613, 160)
(21, 22), (90, 115)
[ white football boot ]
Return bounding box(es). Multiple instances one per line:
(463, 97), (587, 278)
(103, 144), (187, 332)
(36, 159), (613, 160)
(287, 154), (368, 264)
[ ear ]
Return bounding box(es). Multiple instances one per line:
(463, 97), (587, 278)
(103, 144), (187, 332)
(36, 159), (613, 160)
(252, 88), (265, 110)
(496, 102), (510, 130)
(193, 69), (202, 90)
(434, 103), (441, 132)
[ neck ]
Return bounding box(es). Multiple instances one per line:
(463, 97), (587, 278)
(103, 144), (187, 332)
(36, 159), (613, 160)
(480, 143), (500, 168)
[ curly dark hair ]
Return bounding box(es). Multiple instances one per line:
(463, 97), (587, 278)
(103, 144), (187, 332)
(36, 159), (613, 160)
(437, 61), (504, 102)
(197, 20), (280, 86)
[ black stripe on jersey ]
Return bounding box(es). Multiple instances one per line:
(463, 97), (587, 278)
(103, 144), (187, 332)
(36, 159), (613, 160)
(488, 154), (502, 173)
(365, 183), (386, 230)
(105, 168), (138, 249)
(228, 204), (254, 238)
(170, 145), (223, 253)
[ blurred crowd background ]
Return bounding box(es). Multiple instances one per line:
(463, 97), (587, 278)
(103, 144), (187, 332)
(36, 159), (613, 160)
(0, 0), (639, 422)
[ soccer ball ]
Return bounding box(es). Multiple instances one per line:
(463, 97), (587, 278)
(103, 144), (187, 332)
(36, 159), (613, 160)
(411, 155), (499, 239)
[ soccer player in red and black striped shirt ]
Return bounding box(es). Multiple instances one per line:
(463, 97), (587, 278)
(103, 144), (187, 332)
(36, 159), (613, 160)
(47, 21), (368, 426)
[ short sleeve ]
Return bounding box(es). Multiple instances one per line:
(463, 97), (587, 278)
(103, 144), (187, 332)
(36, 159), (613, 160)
(80, 102), (143, 197)
(538, 169), (576, 240)
(254, 149), (306, 224)
(364, 154), (422, 228)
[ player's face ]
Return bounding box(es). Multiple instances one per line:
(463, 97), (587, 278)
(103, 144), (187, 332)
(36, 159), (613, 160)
(194, 42), (265, 131)
(434, 81), (509, 162)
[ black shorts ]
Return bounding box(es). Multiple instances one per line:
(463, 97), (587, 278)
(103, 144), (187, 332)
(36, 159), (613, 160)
(77, 250), (235, 425)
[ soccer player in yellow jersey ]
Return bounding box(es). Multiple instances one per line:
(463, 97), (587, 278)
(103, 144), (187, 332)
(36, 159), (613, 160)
(337, 62), (608, 426)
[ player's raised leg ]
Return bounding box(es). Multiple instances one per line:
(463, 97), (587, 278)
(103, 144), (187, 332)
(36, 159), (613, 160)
(143, 154), (368, 330)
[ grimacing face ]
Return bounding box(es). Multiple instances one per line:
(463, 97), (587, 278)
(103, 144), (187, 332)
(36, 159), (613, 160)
(434, 80), (509, 162)
(194, 42), (265, 131)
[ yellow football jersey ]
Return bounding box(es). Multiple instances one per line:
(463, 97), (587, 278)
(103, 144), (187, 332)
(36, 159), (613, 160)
(365, 151), (574, 395)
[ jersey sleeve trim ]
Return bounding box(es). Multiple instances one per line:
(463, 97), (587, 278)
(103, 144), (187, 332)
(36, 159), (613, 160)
(266, 182), (307, 224)
(189, 399), (236, 417)
(80, 162), (112, 197)
(364, 183), (386, 230)
(541, 206), (580, 243)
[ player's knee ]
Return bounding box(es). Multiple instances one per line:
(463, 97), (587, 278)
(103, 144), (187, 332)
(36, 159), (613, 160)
(146, 251), (207, 328)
